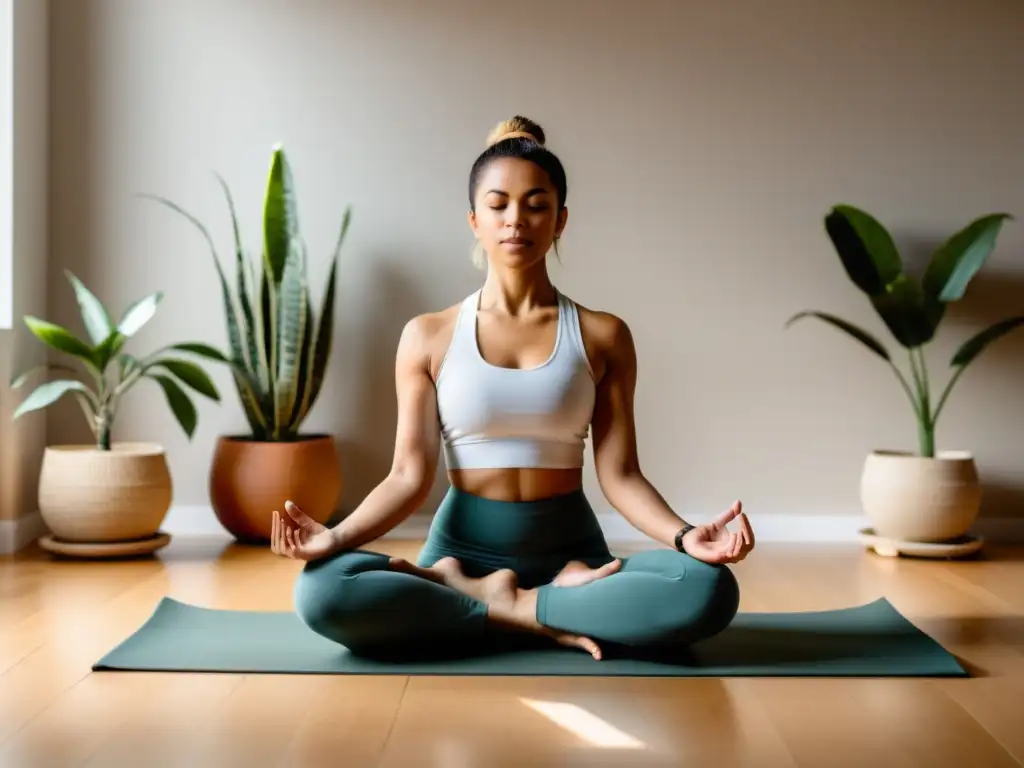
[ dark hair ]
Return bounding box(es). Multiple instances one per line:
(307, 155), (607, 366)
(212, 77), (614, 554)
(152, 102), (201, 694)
(468, 116), (568, 212)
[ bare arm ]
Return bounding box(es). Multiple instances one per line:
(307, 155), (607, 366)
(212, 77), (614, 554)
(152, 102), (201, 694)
(328, 316), (441, 551)
(591, 315), (692, 549)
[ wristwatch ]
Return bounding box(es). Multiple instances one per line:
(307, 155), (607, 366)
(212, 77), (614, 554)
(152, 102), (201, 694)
(674, 524), (696, 552)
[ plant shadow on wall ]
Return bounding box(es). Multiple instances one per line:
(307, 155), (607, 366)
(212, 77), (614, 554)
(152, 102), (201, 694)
(144, 144), (352, 544)
(8, 274), (223, 554)
(787, 206), (1022, 554)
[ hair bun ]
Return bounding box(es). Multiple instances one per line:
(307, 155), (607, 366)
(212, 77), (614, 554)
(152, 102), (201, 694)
(486, 115), (546, 148)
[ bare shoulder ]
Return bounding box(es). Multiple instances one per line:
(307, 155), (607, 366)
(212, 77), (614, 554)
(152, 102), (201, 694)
(398, 301), (463, 380)
(572, 300), (636, 379)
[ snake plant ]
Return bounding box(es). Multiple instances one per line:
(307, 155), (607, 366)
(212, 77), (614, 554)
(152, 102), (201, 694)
(9, 271), (222, 450)
(787, 205), (1021, 457)
(145, 145), (351, 442)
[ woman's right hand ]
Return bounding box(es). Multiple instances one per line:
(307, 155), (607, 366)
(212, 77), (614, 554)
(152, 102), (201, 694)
(271, 500), (338, 562)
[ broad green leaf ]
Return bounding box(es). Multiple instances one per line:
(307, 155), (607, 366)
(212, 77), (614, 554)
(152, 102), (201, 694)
(274, 238), (308, 437)
(824, 205), (903, 295)
(117, 291), (163, 336)
(868, 273), (937, 348)
(785, 311), (891, 360)
(147, 373), (198, 439)
(951, 316), (1024, 368)
(94, 331), (127, 371)
(923, 213), (1013, 303)
(263, 144), (299, 286)
(164, 342), (231, 363)
(64, 271), (114, 345)
(13, 379), (93, 420)
(10, 363), (79, 389)
(23, 317), (98, 367)
(296, 206), (349, 427)
(154, 358), (221, 401)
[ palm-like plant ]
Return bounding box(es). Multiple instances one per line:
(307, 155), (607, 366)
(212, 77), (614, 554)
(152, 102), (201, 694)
(787, 205), (1022, 458)
(144, 145), (351, 442)
(10, 271), (223, 450)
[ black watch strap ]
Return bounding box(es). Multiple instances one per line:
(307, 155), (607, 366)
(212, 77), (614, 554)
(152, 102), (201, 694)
(674, 524), (696, 552)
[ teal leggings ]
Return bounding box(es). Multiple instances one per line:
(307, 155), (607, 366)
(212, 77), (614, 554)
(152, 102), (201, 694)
(293, 487), (740, 659)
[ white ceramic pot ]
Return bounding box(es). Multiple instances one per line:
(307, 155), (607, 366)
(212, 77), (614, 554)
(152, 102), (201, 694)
(37, 443), (173, 542)
(859, 449), (981, 542)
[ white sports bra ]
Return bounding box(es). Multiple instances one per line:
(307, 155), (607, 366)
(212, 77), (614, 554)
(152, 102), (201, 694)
(435, 289), (596, 470)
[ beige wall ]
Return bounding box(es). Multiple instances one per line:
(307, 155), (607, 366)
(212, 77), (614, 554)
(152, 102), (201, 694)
(43, 0), (1024, 536)
(0, 0), (49, 551)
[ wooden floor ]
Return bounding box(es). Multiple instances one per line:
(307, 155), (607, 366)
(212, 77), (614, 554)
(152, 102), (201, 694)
(2, 536), (1023, 768)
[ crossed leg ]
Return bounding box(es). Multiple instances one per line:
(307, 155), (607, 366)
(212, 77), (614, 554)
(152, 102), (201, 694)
(307, 548), (740, 661)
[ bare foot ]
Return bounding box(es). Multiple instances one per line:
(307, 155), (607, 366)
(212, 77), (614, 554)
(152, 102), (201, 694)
(551, 558), (622, 587)
(389, 556), (607, 660)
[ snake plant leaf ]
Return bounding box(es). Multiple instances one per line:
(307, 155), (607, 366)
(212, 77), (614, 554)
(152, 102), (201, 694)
(10, 363), (79, 389)
(13, 379), (94, 420)
(923, 213), (1013, 303)
(951, 316), (1024, 368)
(274, 238), (309, 437)
(785, 311), (891, 361)
(868, 273), (937, 348)
(154, 359), (221, 401)
(141, 194), (251, 378)
(824, 205), (903, 295)
(297, 206), (350, 426)
(263, 145), (299, 286)
(23, 317), (99, 373)
(147, 373), (198, 439)
(64, 271), (113, 345)
(288, 301), (313, 429)
(215, 172), (261, 375)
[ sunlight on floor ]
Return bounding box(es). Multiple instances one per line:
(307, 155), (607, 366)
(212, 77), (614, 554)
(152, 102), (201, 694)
(520, 698), (647, 750)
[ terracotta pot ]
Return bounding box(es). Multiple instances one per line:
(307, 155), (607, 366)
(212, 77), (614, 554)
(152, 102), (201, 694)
(209, 434), (342, 543)
(859, 449), (981, 542)
(37, 443), (173, 542)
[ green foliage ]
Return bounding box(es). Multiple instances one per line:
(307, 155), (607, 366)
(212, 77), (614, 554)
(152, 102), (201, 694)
(10, 272), (225, 450)
(787, 205), (1021, 458)
(144, 145), (351, 442)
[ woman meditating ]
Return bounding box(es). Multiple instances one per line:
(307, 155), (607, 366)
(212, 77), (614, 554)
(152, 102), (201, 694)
(271, 116), (756, 661)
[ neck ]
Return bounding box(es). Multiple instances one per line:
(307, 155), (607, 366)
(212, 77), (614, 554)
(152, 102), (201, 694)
(479, 262), (555, 315)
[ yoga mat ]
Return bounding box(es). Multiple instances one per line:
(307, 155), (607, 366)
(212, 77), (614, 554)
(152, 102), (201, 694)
(93, 596), (967, 677)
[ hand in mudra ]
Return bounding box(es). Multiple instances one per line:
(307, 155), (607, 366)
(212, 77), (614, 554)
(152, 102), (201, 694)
(271, 500), (336, 561)
(682, 501), (755, 565)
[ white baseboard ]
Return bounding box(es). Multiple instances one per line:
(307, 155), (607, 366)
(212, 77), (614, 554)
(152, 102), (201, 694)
(0, 511), (49, 554)
(157, 505), (1024, 545)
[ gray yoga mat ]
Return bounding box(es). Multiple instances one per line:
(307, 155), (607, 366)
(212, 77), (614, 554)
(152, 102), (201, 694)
(92, 596), (967, 677)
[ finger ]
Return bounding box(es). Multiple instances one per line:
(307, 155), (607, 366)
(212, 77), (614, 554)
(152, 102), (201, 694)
(740, 513), (755, 548)
(731, 532), (743, 559)
(711, 500), (742, 530)
(271, 511), (280, 554)
(284, 500), (311, 526)
(284, 525), (295, 557)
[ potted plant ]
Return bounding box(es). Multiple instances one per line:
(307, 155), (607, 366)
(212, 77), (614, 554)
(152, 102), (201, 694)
(10, 271), (223, 556)
(787, 205), (1021, 551)
(146, 144), (351, 543)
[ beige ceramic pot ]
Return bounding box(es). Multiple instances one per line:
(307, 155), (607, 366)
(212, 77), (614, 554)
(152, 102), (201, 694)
(37, 443), (173, 542)
(859, 450), (981, 542)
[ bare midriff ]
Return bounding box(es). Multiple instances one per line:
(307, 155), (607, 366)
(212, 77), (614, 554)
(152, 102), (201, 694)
(447, 467), (583, 503)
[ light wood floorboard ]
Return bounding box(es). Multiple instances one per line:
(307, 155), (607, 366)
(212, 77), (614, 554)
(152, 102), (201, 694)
(1, 537), (1022, 767)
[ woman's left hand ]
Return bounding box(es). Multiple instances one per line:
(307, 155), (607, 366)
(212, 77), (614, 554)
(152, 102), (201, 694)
(681, 501), (755, 565)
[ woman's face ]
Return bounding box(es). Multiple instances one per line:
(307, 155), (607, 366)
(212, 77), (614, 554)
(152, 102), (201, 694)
(469, 157), (567, 270)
